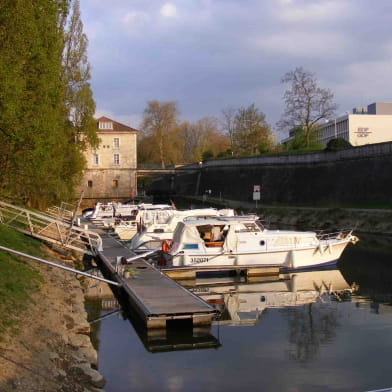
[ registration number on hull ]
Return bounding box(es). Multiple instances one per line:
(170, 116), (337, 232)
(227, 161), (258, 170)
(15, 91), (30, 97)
(190, 257), (209, 264)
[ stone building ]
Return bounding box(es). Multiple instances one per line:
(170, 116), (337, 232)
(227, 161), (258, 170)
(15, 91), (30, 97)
(77, 116), (138, 201)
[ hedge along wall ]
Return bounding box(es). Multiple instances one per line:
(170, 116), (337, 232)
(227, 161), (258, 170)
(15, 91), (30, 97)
(149, 142), (392, 205)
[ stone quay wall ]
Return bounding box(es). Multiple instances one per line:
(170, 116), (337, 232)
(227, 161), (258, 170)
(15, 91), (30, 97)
(150, 142), (392, 205)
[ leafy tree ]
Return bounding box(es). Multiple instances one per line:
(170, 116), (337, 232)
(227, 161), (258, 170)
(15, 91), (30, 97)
(61, 0), (98, 150)
(140, 101), (178, 168)
(0, 0), (96, 207)
(232, 104), (274, 155)
(201, 150), (214, 160)
(278, 67), (337, 148)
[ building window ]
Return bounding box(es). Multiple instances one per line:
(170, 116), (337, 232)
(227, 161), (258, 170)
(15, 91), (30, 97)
(98, 121), (113, 130)
(113, 137), (120, 149)
(112, 179), (118, 188)
(113, 154), (120, 165)
(93, 154), (99, 165)
(88, 180), (93, 188)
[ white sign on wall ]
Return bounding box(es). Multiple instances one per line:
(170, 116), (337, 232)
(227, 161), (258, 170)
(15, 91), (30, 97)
(253, 185), (261, 201)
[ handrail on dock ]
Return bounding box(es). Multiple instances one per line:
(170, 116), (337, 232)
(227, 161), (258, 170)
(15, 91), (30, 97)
(0, 200), (102, 255)
(0, 245), (121, 287)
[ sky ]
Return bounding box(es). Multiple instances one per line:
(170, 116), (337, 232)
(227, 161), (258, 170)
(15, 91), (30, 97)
(80, 0), (392, 140)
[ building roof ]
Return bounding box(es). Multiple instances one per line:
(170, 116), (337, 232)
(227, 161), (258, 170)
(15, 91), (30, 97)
(96, 116), (138, 133)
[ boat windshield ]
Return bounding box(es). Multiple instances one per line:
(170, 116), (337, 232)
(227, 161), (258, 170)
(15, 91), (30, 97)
(234, 222), (261, 233)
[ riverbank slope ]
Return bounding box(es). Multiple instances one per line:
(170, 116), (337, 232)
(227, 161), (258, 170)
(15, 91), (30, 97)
(0, 225), (104, 392)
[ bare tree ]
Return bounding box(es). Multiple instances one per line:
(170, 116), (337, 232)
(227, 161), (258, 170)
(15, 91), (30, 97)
(221, 107), (236, 150)
(278, 67), (337, 148)
(179, 117), (229, 162)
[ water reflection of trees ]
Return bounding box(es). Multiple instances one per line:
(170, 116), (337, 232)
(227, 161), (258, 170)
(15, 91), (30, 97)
(282, 302), (339, 363)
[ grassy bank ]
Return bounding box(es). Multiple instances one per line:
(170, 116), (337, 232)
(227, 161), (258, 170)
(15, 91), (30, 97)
(0, 225), (43, 337)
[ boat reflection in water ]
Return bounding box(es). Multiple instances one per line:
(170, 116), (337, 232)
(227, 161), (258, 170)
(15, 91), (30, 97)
(87, 267), (356, 352)
(182, 267), (356, 326)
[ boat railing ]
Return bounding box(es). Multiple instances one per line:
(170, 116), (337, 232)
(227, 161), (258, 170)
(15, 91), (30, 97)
(316, 229), (353, 241)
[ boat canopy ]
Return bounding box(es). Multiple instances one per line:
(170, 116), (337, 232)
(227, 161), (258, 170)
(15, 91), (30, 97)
(171, 216), (264, 253)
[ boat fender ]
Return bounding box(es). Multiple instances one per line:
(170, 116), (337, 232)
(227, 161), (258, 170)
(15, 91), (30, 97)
(162, 239), (172, 253)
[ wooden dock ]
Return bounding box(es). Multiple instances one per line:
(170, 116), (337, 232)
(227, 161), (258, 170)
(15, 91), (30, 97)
(95, 231), (218, 329)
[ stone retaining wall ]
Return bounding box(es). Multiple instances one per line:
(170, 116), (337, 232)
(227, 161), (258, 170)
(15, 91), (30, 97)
(150, 142), (392, 206)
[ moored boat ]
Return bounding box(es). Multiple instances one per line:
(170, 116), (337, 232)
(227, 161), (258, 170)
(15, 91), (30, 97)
(112, 203), (174, 240)
(127, 208), (235, 252)
(162, 216), (359, 270)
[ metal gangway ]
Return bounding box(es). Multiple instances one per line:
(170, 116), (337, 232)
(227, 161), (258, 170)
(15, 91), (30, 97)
(0, 200), (102, 255)
(46, 201), (75, 223)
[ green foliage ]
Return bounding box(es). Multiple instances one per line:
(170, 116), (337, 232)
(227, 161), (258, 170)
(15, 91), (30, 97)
(0, 0), (96, 207)
(61, 0), (98, 150)
(232, 104), (274, 156)
(325, 138), (353, 151)
(0, 225), (43, 336)
(140, 101), (179, 168)
(202, 150), (214, 160)
(286, 126), (323, 152)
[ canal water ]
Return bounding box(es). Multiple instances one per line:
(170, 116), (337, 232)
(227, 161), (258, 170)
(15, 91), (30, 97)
(85, 234), (392, 392)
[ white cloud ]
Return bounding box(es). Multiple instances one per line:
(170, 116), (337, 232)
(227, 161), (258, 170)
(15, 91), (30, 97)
(336, 59), (392, 100)
(122, 11), (149, 26)
(81, 0), (392, 129)
(255, 31), (347, 57)
(279, 0), (293, 5)
(160, 3), (177, 18)
(276, 1), (347, 24)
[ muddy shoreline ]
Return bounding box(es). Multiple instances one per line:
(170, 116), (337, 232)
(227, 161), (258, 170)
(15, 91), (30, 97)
(0, 246), (105, 392)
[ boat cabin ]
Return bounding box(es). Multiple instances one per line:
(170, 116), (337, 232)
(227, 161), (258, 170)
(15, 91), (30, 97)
(171, 216), (264, 253)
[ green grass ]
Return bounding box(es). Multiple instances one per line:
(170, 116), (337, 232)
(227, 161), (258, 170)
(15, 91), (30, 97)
(0, 225), (43, 336)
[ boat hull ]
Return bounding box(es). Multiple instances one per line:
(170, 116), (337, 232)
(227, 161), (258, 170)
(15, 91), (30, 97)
(169, 240), (350, 270)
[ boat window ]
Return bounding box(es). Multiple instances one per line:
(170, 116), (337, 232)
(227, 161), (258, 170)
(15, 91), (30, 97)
(256, 220), (265, 230)
(235, 223), (260, 233)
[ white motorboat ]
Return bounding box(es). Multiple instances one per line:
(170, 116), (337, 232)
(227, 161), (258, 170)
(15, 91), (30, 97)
(113, 203), (174, 240)
(162, 216), (359, 270)
(128, 208), (235, 252)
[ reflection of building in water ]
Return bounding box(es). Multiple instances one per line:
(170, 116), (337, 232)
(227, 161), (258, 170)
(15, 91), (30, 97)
(188, 269), (354, 325)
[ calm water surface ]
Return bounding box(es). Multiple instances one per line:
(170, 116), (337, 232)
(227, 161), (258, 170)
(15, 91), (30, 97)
(86, 234), (392, 392)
